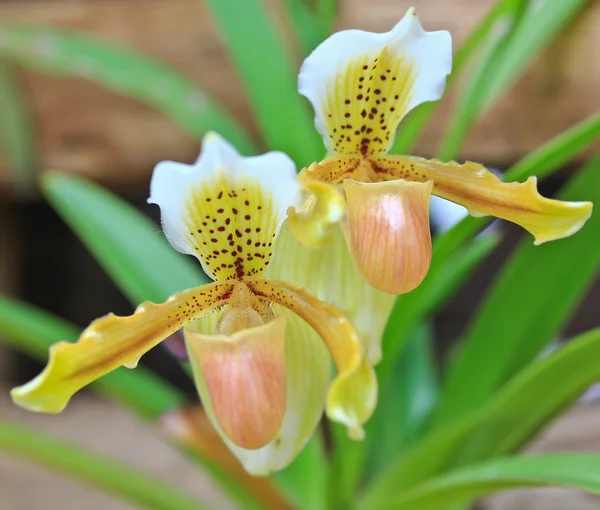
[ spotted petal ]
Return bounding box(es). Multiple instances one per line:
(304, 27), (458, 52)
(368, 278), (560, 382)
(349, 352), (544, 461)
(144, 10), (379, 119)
(269, 222), (395, 364)
(11, 281), (234, 413)
(186, 309), (330, 475)
(299, 7), (451, 155)
(371, 155), (594, 245)
(149, 132), (300, 280)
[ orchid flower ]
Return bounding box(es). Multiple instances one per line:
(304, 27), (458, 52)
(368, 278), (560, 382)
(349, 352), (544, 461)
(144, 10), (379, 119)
(11, 133), (376, 475)
(293, 8), (593, 294)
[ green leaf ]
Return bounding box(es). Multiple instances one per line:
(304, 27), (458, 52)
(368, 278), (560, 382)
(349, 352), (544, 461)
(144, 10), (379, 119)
(0, 60), (36, 196)
(0, 295), (184, 419)
(507, 112), (600, 181)
(437, 0), (527, 161)
(282, 0), (322, 56)
(0, 26), (255, 154)
(376, 231), (499, 390)
(451, 327), (600, 466)
(376, 326), (600, 495)
(367, 323), (438, 476)
(42, 173), (207, 305)
(360, 328), (600, 504)
(391, 0), (525, 154)
(477, 0), (591, 116)
(432, 157), (600, 428)
(201, 0), (323, 164)
(0, 419), (210, 510)
(367, 453), (600, 510)
(315, 0), (338, 39)
(271, 434), (328, 510)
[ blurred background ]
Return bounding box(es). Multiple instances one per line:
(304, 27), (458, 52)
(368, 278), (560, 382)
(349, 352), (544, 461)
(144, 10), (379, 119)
(0, 0), (599, 508)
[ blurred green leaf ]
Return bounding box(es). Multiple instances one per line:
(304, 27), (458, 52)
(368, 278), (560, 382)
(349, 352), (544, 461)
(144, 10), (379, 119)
(42, 173), (207, 305)
(451, 327), (600, 466)
(439, 0), (591, 160)
(433, 158), (600, 428)
(0, 295), (184, 419)
(202, 0), (323, 164)
(0, 60), (36, 196)
(377, 232), (499, 390)
(391, 0), (525, 154)
(271, 434), (328, 510)
(0, 419), (210, 510)
(315, 0), (338, 38)
(477, 0), (591, 115)
(283, 0), (322, 55)
(367, 323), (438, 476)
(437, 0), (527, 161)
(0, 26), (255, 154)
(365, 453), (600, 510)
(507, 112), (600, 181)
(362, 328), (600, 504)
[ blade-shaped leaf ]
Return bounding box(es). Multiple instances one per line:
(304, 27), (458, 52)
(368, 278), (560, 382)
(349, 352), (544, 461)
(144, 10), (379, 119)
(201, 0), (323, 164)
(271, 434), (328, 510)
(42, 173), (207, 305)
(0, 26), (255, 154)
(365, 453), (600, 510)
(0, 419), (210, 510)
(361, 326), (600, 504)
(0, 295), (184, 419)
(282, 0), (322, 56)
(0, 60), (36, 196)
(433, 158), (600, 428)
(366, 323), (439, 477)
(477, 0), (591, 115)
(391, 0), (526, 154)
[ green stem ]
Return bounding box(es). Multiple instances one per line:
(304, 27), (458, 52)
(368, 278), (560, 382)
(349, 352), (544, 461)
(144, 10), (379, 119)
(0, 419), (210, 510)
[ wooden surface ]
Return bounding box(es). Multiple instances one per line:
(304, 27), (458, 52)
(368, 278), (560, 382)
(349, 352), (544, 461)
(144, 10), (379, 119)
(0, 0), (598, 193)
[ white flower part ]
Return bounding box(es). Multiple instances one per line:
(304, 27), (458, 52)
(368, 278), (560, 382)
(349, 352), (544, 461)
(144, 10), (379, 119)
(298, 7), (452, 154)
(148, 132), (301, 280)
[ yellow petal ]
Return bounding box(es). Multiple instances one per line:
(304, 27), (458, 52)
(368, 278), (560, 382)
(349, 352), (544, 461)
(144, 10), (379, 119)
(286, 180), (346, 248)
(371, 155), (593, 244)
(186, 315), (287, 450)
(149, 132), (300, 280)
(299, 8), (451, 155)
(248, 278), (377, 440)
(186, 308), (330, 475)
(269, 222), (395, 364)
(343, 178), (432, 294)
(11, 281), (234, 413)
(160, 406), (292, 509)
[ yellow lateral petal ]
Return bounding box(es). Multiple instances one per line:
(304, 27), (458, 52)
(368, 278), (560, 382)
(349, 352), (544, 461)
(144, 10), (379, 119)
(371, 155), (593, 244)
(11, 281), (234, 413)
(269, 222), (395, 364)
(248, 278), (377, 440)
(186, 315), (287, 450)
(185, 308), (330, 475)
(343, 178), (433, 294)
(286, 180), (346, 248)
